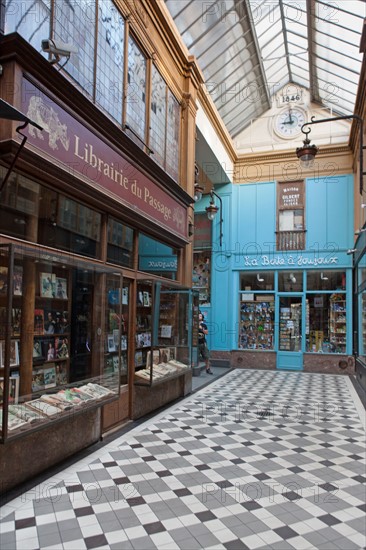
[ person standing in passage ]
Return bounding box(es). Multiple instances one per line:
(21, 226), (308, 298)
(198, 312), (212, 374)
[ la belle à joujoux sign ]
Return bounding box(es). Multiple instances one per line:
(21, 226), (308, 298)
(244, 254), (339, 267)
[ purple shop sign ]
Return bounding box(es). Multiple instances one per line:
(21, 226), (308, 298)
(21, 79), (187, 240)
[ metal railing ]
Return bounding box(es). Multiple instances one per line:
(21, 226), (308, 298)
(276, 230), (305, 251)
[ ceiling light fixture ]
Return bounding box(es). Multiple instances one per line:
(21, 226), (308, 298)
(194, 184), (204, 202)
(320, 272), (328, 280)
(257, 274), (264, 282)
(205, 190), (223, 247)
(296, 114), (365, 194)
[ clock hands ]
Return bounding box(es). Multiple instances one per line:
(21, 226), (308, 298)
(283, 110), (294, 125)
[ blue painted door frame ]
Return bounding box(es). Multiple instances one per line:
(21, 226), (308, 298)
(276, 293), (305, 370)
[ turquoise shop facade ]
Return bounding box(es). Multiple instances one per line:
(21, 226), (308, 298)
(195, 174), (354, 372)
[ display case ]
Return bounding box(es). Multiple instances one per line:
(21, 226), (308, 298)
(105, 276), (129, 386)
(329, 293), (347, 353)
(134, 281), (198, 385)
(238, 298), (274, 350)
(0, 243), (121, 442)
(192, 252), (210, 305)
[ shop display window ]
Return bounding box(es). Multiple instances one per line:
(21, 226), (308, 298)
(306, 270), (346, 291)
(357, 253), (366, 360)
(278, 271), (303, 292)
(239, 295), (275, 350)
(0, 244), (120, 442)
(105, 277), (129, 387)
(359, 291), (366, 360)
(306, 271), (347, 354)
(107, 218), (134, 268)
(134, 281), (197, 385)
(193, 252), (211, 305)
(305, 293), (346, 354)
(0, 169), (101, 259)
(240, 271), (274, 292)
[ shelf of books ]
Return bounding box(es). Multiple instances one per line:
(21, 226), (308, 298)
(0, 243), (121, 441)
(32, 268), (71, 393)
(105, 278), (129, 386)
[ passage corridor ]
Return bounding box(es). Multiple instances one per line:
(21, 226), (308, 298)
(1, 369), (365, 550)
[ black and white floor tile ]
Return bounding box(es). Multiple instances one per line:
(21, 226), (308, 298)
(1, 369), (365, 550)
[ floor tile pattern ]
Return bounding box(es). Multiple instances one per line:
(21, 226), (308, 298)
(1, 369), (365, 549)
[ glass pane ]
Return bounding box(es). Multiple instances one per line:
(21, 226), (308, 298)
(134, 280), (153, 384)
(138, 234), (178, 280)
(155, 284), (192, 370)
(306, 293), (345, 353)
(239, 272), (274, 291)
(278, 271), (303, 292)
(193, 252), (211, 305)
(105, 276), (128, 386)
(96, 0), (124, 122)
(0, 169), (101, 258)
(329, 293), (347, 354)
(54, 0), (96, 93)
(0, 168), (40, 240)
(279, 297), (302, 351)
(307, 271), (346, 290)
(4, 0), (51, 57)
(359, 291), (366, 360)
(107, 218), (134, 268)
(279, 210), (303, 231)
(239, 296), (275, 350)
(166, 90), (180, 181)
(150, 65), (166, 168)
(126, 36), (146, 141)
(1, 244), (120, 440)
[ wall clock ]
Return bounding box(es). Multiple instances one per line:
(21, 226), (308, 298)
(273, 107), (307, 139)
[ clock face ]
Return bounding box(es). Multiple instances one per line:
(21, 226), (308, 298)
(274, 107), (306, 139)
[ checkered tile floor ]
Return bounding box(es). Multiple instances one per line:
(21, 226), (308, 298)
(1, 369), (365, 550)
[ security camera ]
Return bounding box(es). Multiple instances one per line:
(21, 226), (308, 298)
(41, 38), (78, 64)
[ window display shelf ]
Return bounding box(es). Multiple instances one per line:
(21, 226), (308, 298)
(134, 281), (196, 386)
(0, 243), (121, 442)
(329, 296), (346, 353)
(238, 299), (274, 350)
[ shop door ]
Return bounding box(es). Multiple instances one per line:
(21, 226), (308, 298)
(70, 270), (93, 382)
(277, 295), (303, 370)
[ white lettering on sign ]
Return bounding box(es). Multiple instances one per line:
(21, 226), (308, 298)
(244, 255), (339, 267)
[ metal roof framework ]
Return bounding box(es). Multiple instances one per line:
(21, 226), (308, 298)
(165, 0), (366, 139)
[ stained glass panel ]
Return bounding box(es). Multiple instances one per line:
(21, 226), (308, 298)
(126, 36), (146, 140)
(96, 0), (124, 122)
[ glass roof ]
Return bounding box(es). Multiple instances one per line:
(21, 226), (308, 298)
(165, 0), (365, 139)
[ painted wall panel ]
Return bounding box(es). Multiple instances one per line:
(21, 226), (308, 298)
(234, 182), (276, 256)
(306, 175), (353, 252)
(306, 178), (327, 249)
(326, 175), (353, 250)
(255, 182), (276, 254)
